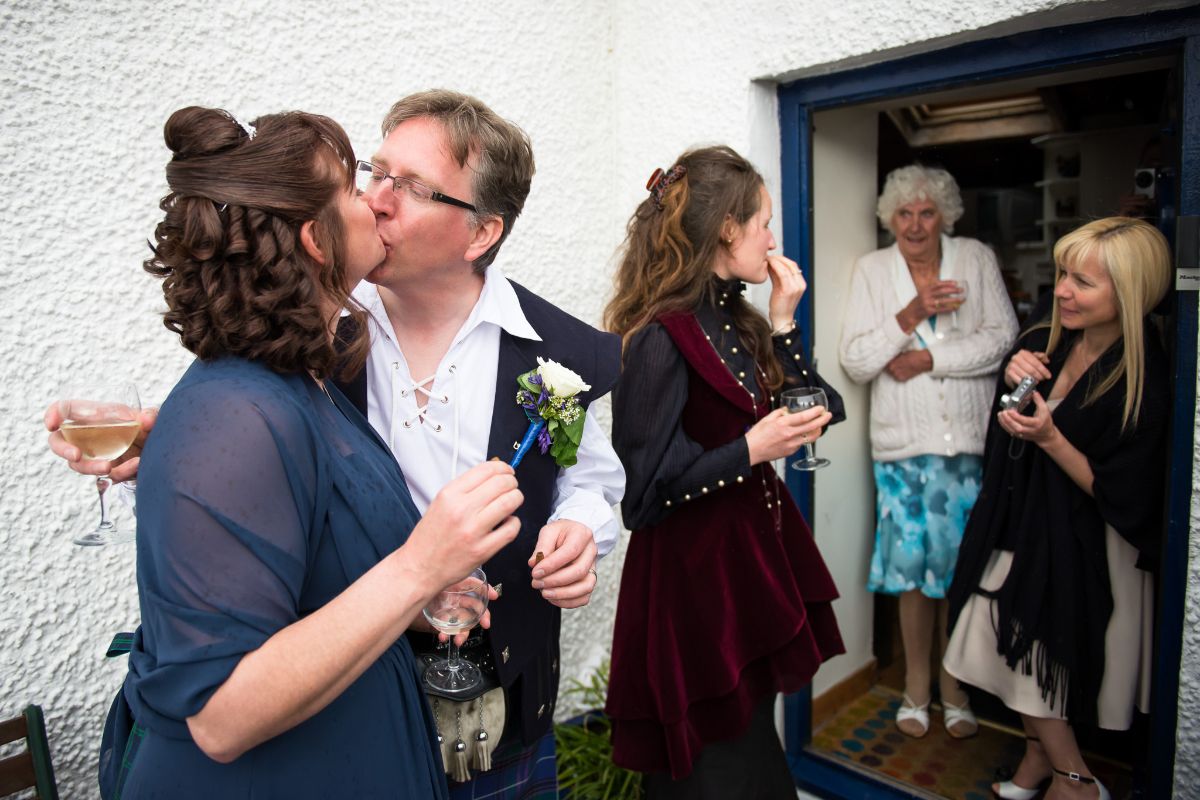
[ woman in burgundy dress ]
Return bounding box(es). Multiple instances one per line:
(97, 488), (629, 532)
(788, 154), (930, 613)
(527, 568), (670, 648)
(603, 145), (846, 798)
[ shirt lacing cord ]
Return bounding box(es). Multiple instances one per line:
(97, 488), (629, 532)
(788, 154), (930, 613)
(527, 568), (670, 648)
(389, 362), (463, 477)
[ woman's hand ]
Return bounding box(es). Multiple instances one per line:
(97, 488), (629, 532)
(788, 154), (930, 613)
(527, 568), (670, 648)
(996, 392), (1059, 446)
(1004, 349), (1051, 388)
(896, 279), (963, 333)
(766, 255), (807, 332)
(884, 349), (933, 382)
(45, 403), (155, 483)
(404, 461), (523, 591)
(745, 405), (833, 466)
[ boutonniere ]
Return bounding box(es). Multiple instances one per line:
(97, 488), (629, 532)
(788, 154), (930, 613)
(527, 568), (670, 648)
(511, 357), (591, 468)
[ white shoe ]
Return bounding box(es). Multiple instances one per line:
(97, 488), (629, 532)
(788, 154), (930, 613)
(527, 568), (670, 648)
(895, 694), (929, 738)
(991, 779), (1043, 800)
(943, 698), (978, 739)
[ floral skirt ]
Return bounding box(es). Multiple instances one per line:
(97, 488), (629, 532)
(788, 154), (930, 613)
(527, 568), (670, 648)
(867, 453), (983, 598)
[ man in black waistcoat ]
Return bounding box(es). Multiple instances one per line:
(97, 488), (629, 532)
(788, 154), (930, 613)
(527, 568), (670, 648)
(336, 90), (624, 797)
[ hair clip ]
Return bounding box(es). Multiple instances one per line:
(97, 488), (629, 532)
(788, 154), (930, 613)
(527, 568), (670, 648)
(222, 110), (257, 140)
(234, 117), (257, 140)
(646, 164), (687, 210)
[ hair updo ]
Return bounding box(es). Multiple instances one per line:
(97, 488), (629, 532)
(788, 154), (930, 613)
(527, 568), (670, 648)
(144, 106), (369, 378)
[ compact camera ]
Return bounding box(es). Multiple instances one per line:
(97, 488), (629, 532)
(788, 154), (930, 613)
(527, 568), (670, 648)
(999, 375), (1037, 412)
(1133, 167), (1157, 198)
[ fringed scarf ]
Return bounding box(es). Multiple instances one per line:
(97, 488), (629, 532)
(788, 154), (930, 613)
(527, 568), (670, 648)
(946, 319), (1167, 724)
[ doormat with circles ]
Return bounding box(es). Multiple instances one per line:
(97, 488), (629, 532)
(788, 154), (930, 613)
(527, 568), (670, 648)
(809, 686), (1132, 799)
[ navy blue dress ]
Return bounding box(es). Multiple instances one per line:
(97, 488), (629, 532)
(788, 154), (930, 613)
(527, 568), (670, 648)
(99, 357), (448, 799)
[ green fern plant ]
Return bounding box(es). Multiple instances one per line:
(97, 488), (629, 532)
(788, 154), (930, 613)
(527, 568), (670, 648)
(555, 661), (642, 799)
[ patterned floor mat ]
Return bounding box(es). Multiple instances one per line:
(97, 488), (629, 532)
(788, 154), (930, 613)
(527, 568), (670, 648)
(809, 687), (1132, 799)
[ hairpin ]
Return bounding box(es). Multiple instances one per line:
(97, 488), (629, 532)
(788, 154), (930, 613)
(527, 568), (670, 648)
(646, 164), (687, 210)
(234, 116), (257, 140)
(222, 110), (257, 140)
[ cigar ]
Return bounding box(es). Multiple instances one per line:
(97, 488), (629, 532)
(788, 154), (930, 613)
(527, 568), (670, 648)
(533, 551), (545, 565)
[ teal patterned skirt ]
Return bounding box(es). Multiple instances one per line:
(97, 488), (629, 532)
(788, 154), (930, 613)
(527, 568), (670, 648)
(867, 454), (983, 598)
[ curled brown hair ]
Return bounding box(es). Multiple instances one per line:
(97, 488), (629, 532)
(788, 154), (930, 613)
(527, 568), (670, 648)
(604, 145), (784, 392)
(144, 106), (370, 378)
(382, 90), (534, 272)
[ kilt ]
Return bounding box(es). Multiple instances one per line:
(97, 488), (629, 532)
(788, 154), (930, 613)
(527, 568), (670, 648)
(448, 731), (558, 800)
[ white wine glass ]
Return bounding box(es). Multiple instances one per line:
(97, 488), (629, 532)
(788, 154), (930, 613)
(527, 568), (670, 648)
(781, 387), (831, 471)
(949, 279), (969, 331)
(422, 567), (489, 696)
(57, 383), (141, 546)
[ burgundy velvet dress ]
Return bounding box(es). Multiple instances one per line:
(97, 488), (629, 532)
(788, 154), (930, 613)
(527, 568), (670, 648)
(606, 301), (844, 781)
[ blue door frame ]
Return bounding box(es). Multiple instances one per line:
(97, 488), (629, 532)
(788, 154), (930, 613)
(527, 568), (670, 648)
(779, 7), (1200, 798)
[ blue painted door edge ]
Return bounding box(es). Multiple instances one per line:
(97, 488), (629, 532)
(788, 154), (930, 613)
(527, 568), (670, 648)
(777, 7), (1199, 799)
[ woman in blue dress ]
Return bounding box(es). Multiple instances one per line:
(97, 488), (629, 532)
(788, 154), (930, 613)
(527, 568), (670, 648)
(97, 106), (523, 799)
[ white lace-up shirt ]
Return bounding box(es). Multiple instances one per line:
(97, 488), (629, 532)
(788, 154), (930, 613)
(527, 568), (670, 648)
(351, 268), (624, 557)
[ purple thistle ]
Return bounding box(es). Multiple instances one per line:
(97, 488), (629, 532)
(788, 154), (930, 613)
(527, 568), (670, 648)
(537, 425), (553, 454)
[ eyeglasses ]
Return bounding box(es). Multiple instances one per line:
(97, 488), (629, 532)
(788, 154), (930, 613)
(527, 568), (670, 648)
(355, 160), (477, 212)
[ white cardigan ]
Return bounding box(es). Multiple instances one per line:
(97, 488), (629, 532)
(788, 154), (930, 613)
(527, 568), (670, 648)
(838, 236), (1018, 462)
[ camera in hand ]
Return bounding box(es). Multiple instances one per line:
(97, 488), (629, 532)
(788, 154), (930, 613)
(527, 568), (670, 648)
(1000, 375), (1037, 412)
(1133, 167), (1156, 198)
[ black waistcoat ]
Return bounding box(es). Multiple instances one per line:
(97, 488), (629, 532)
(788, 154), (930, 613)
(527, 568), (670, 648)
(335, 280), (621, 745)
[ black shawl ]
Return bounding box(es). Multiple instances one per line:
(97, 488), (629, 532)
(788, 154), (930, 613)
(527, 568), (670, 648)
(946, 318), (1168, 725)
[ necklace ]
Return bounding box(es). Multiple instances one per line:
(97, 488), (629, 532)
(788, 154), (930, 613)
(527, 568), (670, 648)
(310, 373), (334, 404)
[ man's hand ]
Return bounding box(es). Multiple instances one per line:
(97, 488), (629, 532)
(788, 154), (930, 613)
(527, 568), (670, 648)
(529, 520), (598, 609)
(45, 404), (157, 483)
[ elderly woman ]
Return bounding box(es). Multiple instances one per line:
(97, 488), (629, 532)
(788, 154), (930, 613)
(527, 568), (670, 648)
(839, 164), (1017, 739)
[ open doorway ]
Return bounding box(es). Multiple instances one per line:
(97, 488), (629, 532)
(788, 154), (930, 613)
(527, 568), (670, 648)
(804, 55), (1180, 800)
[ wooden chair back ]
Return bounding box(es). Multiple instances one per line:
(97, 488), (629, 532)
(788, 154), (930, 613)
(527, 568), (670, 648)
(0, 705), (58, 799)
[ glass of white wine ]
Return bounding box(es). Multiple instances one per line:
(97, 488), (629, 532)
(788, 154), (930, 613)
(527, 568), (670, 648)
(780, 387), (831, 471)
(949, 279), (969, 331)
(422, 567), (489, 696)
(58, 383), (141, 547)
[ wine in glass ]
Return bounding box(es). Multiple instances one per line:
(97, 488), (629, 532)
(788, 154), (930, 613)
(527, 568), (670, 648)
(780, 387), (831, 471)
(58, 383), (141, 546)
(949, 279), (969, 331)
(422, 567), (489, 696)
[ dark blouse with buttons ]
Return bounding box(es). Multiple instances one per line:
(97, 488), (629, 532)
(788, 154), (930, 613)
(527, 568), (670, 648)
(615, 279), (845, 529)
(606, 279), (846, 779)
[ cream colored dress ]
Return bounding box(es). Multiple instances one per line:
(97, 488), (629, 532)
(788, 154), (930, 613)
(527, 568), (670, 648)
(943, 403), (1153, 729)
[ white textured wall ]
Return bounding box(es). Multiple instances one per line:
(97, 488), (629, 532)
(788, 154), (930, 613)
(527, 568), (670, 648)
(3, 0), (1198, 797)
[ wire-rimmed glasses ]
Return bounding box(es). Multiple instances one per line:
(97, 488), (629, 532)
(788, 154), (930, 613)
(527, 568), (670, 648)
(354, 160), (477, 212)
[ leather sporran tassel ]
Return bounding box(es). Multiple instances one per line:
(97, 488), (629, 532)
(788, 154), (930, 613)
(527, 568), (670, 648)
(452, 738), (471, 782)
(450, 707), (471, 782)
(473, 729), (492, 772)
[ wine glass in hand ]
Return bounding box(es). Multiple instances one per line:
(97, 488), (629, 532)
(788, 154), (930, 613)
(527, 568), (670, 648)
(422, 567), (489, 696)
(949, 279), (969, 331)
(781, 387), (831, 471)
(57, 382), (141, 546)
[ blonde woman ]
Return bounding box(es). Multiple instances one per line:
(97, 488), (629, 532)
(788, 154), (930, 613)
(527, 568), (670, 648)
(945, 217), (1171, 800)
